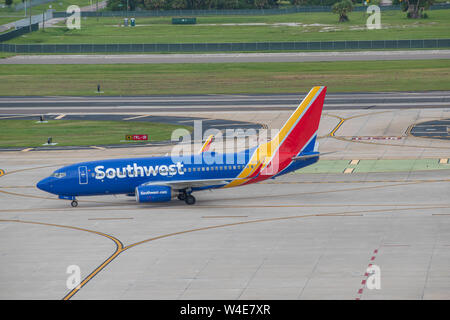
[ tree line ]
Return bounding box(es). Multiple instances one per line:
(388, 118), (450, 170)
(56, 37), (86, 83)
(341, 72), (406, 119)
(106, 0), (348, 11)
(106, 0), (434, 19)
(107, 0), (278, 10)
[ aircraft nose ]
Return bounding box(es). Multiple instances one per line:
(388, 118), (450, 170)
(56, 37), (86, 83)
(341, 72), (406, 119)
(37, 177), (53, 193)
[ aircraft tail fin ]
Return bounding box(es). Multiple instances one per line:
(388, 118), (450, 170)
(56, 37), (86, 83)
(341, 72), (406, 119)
(232, 87), (326, 181)
(271, 86), (326, 157)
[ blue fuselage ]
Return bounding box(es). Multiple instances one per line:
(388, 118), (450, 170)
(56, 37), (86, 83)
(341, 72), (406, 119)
(37, 148), (318, 198)
(38, 149), (247, 196)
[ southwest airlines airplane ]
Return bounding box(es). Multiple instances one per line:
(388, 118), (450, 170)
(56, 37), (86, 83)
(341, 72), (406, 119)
(37, 86), (327, 207)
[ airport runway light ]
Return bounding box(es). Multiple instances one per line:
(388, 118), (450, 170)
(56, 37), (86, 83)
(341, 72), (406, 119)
(36, 115), (48, 124)
(95, 84), (104, 94)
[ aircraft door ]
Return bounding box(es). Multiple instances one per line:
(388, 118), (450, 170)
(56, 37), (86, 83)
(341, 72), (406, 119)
(78, 166), (88, 185)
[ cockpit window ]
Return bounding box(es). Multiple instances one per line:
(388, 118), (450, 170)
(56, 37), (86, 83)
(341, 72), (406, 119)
(51, 172), (66, 178)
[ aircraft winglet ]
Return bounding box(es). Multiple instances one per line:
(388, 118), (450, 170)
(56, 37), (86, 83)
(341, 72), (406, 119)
(198, 134), (215, 154)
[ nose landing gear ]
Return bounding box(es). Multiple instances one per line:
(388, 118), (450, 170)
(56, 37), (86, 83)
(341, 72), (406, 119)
(59, 195), (78, 207)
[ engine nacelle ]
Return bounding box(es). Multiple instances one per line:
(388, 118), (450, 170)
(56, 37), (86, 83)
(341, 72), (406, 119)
(135, 185), (172, 203)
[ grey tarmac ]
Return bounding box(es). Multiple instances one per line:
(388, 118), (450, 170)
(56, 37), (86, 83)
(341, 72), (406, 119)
(0, 90), (449, 300)
(1, 50), (450, 64)
(1, 167), (449, 299)
(1, 91), (450, 114)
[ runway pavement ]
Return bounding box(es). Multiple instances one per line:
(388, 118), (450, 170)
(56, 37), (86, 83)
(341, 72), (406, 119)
(1, 91), (450, 114)
(1, 50), (450, 64)
(0, 93), (449, 300)
(1, 165), (449, 299)
(410, 118), (450, 140)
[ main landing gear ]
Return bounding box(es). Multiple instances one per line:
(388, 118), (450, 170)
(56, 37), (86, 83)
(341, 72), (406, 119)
(177, 191), (196, 205)
(71, 200), (78, 207)
(185, 194), (196, 205)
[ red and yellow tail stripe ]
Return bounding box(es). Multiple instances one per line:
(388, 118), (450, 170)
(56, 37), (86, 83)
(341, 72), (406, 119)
(224, 86), (326, 188)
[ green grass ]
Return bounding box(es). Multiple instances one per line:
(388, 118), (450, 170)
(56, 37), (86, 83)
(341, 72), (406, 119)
(0, 60), (449, 96)
(0, 16), (23, 25)
(0, 120), (192, 147)
(32, 0), (93, 13)
(6, 9), (450, 44)
(0, 52), (15, 58)
(0, 0), (92, 15)
(0, 0), (92, 34)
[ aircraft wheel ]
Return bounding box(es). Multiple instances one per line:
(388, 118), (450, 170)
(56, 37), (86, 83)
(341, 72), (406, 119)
(185, 195), (196, 205)
(71, 200), (78, 208)
(177, 193), (186, 201)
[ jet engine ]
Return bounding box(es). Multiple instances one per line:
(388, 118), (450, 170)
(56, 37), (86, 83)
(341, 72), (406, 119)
(135, 185), (172, 203)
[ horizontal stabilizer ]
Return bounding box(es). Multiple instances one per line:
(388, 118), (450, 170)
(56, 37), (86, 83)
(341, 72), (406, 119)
(291, 151), (335, 161)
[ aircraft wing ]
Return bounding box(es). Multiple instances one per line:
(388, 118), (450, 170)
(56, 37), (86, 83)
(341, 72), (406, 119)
(140, 177), (244, 191)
